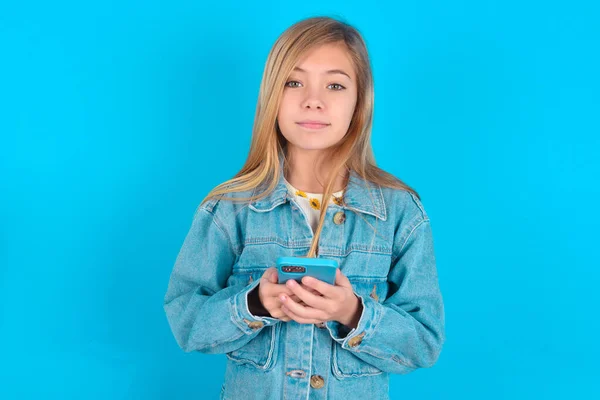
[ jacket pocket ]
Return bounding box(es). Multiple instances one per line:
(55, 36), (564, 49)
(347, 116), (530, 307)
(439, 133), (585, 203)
(332, 341), (383, 378)
(225, 270), (280, 371)
(331, 278), (385, 378)
(225, 322), (279, 371)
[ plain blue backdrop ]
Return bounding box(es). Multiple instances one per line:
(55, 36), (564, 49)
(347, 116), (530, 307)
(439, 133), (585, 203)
(1, 1), (599, 399)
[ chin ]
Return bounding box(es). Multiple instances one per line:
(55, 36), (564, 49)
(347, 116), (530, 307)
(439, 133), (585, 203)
(288, 142), (338, 152)
(289, 141), (324, 149)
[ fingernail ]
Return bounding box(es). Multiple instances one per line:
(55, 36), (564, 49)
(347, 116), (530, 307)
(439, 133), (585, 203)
(287, 280), (296, 287)
(279, 295), (286, 302)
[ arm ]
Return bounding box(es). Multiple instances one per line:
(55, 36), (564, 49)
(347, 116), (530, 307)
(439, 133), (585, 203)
(163, 207), (280, 354)
(326, 218), (445, 374)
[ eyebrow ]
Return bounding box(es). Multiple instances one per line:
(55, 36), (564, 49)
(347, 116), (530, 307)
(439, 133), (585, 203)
(292, 67), (352, 81)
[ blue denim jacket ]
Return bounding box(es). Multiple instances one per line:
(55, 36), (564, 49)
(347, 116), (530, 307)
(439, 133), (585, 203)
(163, 162), (445, 400)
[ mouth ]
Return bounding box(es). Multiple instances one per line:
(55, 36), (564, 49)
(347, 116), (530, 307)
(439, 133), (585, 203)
(296, 122), (330, 130)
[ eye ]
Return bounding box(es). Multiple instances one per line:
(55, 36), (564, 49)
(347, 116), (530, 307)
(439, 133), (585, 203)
(285, 80), (302, 88)
(328, 83), (346, 91)
(284, 81), (346, 91)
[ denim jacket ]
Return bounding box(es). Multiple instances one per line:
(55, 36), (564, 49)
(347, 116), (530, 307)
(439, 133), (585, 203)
(163, 162), (445, 400)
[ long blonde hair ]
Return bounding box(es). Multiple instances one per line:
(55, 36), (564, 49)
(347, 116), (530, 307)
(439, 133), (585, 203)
(200, 16), (419, 257)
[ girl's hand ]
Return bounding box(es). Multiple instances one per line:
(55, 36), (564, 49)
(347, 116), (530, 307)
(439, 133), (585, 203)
(278, 269), (363, 328)
(257, 267), (320, 322)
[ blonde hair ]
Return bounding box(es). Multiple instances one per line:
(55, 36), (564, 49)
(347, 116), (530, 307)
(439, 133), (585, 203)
(200, 16), (419, 257)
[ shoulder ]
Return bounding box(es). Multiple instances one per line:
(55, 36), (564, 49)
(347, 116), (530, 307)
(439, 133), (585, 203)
(379, 184), (428, 224)
(378, 185), (433, 258)
(187, 185), (255, 254)
(349, 167), (428, 225)
(195, 184), (255, 221)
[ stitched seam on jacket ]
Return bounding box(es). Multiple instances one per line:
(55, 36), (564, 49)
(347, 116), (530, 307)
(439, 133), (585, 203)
(204, 208), (241, 257)
(392, 218), (430, 262)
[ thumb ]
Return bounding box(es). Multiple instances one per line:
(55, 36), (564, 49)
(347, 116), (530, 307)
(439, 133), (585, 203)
(266, 267), (278, 284)
(335, 268), (351, 288)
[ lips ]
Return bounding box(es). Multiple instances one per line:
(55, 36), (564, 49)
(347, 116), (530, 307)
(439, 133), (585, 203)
(296, 121), (330, 129)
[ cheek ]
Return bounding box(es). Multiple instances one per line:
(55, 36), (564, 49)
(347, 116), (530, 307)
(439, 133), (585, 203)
(276, 100), (295, 139)
(277, 97), (294, 124)
(333, 98), (357, 126)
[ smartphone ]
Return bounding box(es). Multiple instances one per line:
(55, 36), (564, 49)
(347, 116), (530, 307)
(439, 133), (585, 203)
(276, 256), (338, 285)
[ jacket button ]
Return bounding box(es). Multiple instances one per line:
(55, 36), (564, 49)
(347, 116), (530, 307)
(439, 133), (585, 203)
(333, 211), (346, 225)
(247, 321), (264, 330)
(310, 375), (325, 389)
(348, 332), (365, 348)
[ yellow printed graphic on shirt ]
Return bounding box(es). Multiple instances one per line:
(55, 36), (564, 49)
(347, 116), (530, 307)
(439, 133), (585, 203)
(309, 198), (321, 210)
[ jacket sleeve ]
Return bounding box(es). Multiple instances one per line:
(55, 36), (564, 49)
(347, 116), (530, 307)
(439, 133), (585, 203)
(325, 217), (445, 374)
(163, 206), (281, 354)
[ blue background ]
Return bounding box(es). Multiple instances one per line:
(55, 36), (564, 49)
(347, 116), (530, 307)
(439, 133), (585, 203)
(1, 1), (599, 398)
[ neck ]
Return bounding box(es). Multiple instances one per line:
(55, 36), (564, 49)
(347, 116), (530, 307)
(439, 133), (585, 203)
(284, 147), (347, 194)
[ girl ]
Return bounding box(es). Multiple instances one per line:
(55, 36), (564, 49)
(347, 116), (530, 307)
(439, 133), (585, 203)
(164, 16), (445, 400)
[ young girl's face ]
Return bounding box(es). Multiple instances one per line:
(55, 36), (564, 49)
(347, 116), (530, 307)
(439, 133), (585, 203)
(277, 42), (358, 155)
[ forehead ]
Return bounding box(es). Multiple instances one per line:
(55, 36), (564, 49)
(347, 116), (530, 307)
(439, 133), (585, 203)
(294, 43), (355, 77)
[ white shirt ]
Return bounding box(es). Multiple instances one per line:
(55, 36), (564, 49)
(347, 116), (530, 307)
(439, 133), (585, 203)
(283, 177), (344, 233)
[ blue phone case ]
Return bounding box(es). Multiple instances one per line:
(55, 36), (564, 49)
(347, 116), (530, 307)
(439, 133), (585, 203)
(276, 256), (338, 285)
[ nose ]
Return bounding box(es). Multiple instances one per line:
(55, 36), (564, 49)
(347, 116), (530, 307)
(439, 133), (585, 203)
(301, 86), (325, 110)
(302, 99), (323, 109)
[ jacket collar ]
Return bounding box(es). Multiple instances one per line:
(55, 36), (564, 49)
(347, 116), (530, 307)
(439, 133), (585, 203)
(248, 157), (387, 221)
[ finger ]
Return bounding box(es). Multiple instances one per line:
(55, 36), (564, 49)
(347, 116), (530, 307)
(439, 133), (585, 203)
(267, 267), (278, 284)
(272, 313), (291, 322)
(334, 268), (352, 288)
(263, 297), (298, 320)
(300, 275), (338, 298)
(274, 281), (316, 293)
(269, 292), (301, 307)
(285, 280), (329, 310)
(280, 305), (323, 325)
(290, 295), (307, 306)
(260, 269), (272, 285)
(263, 282), (300, 300)
(268, 282), (312, 298)
(301, 284), (322, 296)
(268, 309), (291, 321)
(278, 293), (328, 321)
